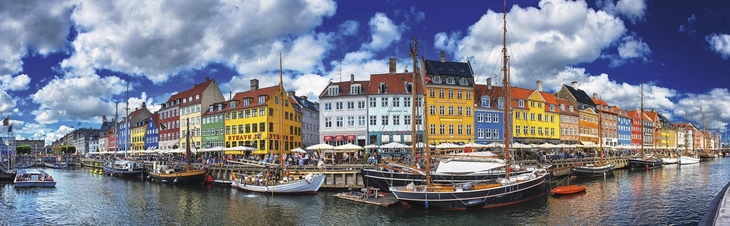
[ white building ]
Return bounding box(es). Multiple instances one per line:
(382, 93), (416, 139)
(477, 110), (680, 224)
(290, 91), (320, 148)
(318, 74), (369, 146)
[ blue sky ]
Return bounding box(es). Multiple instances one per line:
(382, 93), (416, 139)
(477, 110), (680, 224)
(1, 0), (729, 144)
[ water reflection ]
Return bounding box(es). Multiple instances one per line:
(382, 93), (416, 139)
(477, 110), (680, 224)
(0, 159), (729, 225)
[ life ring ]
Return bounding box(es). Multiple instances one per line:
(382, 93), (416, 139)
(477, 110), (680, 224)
(231, 172), (236, 180)
(285, 170), (290, 178)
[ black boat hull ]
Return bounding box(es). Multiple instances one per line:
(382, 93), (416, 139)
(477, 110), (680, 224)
(361, 168), (527, 192)
(571, 162), (615, 177)
(103, 165), (145, 177)
(628, 159), (663, 169)
(391, 172), (550, 210)
(148, 169), (207, 184)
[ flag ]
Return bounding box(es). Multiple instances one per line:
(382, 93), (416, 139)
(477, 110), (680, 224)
(160, 123), (166, 130)
(425, 76), (432, 83)
(2, 116), (7, 126)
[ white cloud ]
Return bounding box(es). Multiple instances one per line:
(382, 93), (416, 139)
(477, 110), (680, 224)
(596, 0), (646, 24)
(676, 88), (730, 130)
(456, 0), (626, 85)
(338, 20), (359, 36)
(0, 74), (31, 91)
(434, 31), (461, 54)
(62, 0), (336, 83)
(31, 75), (126, 124)
(607, 34), (651, 66)
(0, 1), (74, 75)
(706, 33), (730, 59)
(361, 12), (403, 51)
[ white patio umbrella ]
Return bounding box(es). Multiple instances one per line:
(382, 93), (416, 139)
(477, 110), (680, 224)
(333, 143), (364, 152)
(537, 143), (560, 149)
(363, 144), (380, 149)
(201, 146), (225, 153)
(306, 143), (335, 151)
(415, 142), (435, 148)
(485, 142), (505, 148)
(462, 142), (489, 148)
(290, 147), (307, 153)
(510, 143), (533, 149)
(380, 142), (410, 149)
(435, 143), (461, 149)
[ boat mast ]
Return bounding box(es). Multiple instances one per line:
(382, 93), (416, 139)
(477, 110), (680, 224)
(421, 56), (431, 189)
(598, 104), (604, 165)
(502, 1), (512, 178)
(125, 80), (129, 158)
(684, 111), (688, 153)
(410, 38), (418, 163)
(279, 52), (285, 179)
(640, 84), (644, 156)
(185, 118), (191, 166)
(702, 109), (707, 154)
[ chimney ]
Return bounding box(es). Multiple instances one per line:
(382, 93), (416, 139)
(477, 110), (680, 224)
(440, 51), (445, 62)
(536, 80), (543, 92)
(141, 102), (146, 109)
(288, 91), (295, 97)
(593, 93), (598, 99)
(389, 58), (396, 75)
(571, 81), (578, 89)
(487, 78), (492, 89)
(205, 77), (210, 82)
(250, 79), (259, 91)
(350, 74), (355, 83)
(300, 95), (308, 100)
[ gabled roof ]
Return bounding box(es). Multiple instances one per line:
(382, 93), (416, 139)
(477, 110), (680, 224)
(628, 109), (654, 122)
(473, 84), (504, 109)
(149, 114), (161, 129)
(563, 84), (595, 107)
(318, 81), (370, 98)
(203, 101), (228, 116)
(368, 73), (425, 95)
(179, 78), (215, 107)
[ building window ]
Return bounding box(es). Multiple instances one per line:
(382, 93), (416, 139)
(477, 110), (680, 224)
(448, 90), (454, 98)
(336, 117), (343, 127)
(393, 115), (400, 125)
(369, 116), (377, 125)
(516, 126), (521, 135)
(439, 106), (445, 115)
(448, 106), (454, 115)
(433, 76), (441, 83)
(404, 115), (411, 125)
(439, 89), (444, 98)
(325, 117), (332, 128)
(439, 124), (445, 134)
(478, 113), (484, 122)
(494, 114), (499, 123)
(446, 77), (455, 84)
(466, 107), (472, 116)
(350, 84), (361, 95)
(381, 97), (388, 107)
(518, 100), (525, 108)
(393, 97), (400, 107)
(381, 115), (389, 125)
(347, 101), (354, 109)
(430, 124), (436, 134)
(457, 125), (463, 135)
(466, 125), (472, 135)
(336, 102), (343, 110)
(448, 125), (454, 135)
(324, 103), (331, 111)
(429, 88), (435, 98)
(358, 101), (366, 109)
(347, 116), (355, 127)
(430, 106), (436, 115)
(481, 96), (490, 107)
(258, 95), (266, 104)
(359, 116), (366, 126)
(457, 107), (463, 116)
(478, 128), (484, 138)
(404, 97), (411, 108)
(328, 86), (339, 96)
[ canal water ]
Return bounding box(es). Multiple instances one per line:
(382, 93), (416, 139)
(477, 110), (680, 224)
(1, 158), (728, 225)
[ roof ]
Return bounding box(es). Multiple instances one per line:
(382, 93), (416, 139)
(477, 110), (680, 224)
(150, 114), (161, 129)
(423, 59), (473, 78)
(628, 109), (653, 122)
(367, 73), (425, 95)
(228, 85), (280, 111)
(178, 78), (215, 107)
(563, 84), (595, 107)
(473, 84), (505, 109)
(318, 81), (370, 98)
(555, 98), (579, 116)
(203, 101), (229, 116)
(291, 95), (318, 112)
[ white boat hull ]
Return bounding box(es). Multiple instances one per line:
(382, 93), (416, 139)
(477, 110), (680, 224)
(678, 156), (700, 165)
(662, 158), (678, 165)
(231, 173), (325, 194)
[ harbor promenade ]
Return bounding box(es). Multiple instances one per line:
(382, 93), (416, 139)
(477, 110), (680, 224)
(701, 179), (730, 225)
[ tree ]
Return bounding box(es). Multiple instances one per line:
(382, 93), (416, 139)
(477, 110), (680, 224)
(56, 146), (76, 154)
(16, 145), (32, 155)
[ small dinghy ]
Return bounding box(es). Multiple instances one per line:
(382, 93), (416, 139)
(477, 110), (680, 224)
(551, 185), (586, 195)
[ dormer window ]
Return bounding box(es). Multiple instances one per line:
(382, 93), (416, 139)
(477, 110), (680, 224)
(378, 82), (387, 94)
(518, 100), (525, 108)
(183, 99), (187, 104)
(433, 76), (441, 83)
(569, 106), (574, 112)
(258, 95), (266, 104)
(209, 105), (214, 113)
(446, 77), (455, 84)
(497, 97), (504, 109)
(549, 105), (555, 111)
(481, 96), (490, 108)
(188, 97), (192, 102)
(350, 84), (362, 95)
(241, 98), (249, 106)
(327, 86), (339, 96)
(405, 82), (413, 94)
(459, 77), (468, 85)
(195, 94), (200, 100)
(560, 104), (565, 111)
(218, 103), (223, 111)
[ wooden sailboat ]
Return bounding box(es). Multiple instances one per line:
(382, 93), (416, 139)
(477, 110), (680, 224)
(571, 102), (615, 177)
(230, 53), (325, 194)
(628, 84), (663, 169)
(104, 102), (145, 177)
(389, 5), (550, 210)
(699, 110), (717, 161)
(148, 117), (208, 184)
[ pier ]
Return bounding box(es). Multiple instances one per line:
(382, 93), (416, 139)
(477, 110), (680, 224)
(81, 156), (632, 189)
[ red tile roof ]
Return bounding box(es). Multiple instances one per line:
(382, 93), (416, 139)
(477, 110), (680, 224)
(473, 84), (505, 109)
(556, 98), (579, 116)
(368, 73), (425, 95)
(228, 85), (280, 111)
(179, 79), (215, 107)
(319, 80), (370, 98)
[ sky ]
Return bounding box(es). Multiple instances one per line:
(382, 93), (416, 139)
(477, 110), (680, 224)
(1, 0), (729, 145)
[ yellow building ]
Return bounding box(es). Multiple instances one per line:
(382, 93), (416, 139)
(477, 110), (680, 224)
(509, 84), (561, 144)
(177, 78), (225, 150)
(423, 55), (475, 144)
(130, 124), (146, 151)
(223, 79), (302, 155)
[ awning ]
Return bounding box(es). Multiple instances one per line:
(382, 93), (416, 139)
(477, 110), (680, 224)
(346, 134), (356, 141)
(323, 136), (332, 142)
(335, 135), (344, 141)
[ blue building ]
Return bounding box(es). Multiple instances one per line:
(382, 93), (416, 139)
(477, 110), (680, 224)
(474, 80), (505, 145)
(617, 108), (632, 147)
(144, 114), (160, 150)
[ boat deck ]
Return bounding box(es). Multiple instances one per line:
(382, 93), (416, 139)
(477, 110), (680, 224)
(334, 191), (400, 207)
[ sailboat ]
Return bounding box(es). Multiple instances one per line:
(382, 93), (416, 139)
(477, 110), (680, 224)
(230, 53), (325, 194)
(389, 6), (550, 210)
(104, 102), (145, 177)
(571, 102), (615, 177)
(360, 39), (528, 192)
(677, 112), (699, 165)
(628, 84), (663, 169)
(148, 117), (208, 184)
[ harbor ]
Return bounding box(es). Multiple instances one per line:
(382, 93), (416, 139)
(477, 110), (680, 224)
(1, 157), (728, 225)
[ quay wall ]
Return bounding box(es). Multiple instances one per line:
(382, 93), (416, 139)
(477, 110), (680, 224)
(81, 156), (630, 189)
